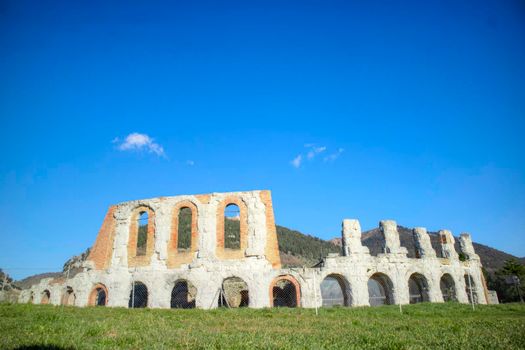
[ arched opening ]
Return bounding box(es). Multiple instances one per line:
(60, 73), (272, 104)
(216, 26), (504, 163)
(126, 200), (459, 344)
(88, 284), (108, 306)
(440, 274), (457, 302)
(171, 280), (196, 309)
(368, 273), (394, 306)
(408, 273), (430, 304)
(218, 277), (249, 308)
(61, 286), (76, 306)
(177, 207), (192, 251)
(28, 292), (34, 304)
(129, 281), (148, 308)
(464, 274), (478, 304)
(137, 211), (149, 256)
(41, 290), (51, 305)
(271, 276), (300, 307)
(224, 204), (240, 249)
(320, 274), (351, 307)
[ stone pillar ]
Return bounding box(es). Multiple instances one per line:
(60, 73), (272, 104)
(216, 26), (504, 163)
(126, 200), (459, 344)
(351, 275), (372, 306)
(438, 230), (458, 260)
(459, 233), (480, 261)
(412, 227), (436, 258)
(342, 219), (369, 256)
(379, 220), (407, 256)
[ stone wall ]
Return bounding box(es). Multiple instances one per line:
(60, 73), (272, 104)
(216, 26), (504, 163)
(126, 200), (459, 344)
(18, 190), (490, 308)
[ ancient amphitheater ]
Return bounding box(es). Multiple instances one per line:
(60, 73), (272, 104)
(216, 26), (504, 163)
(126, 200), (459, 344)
(19, 190), (490, 308)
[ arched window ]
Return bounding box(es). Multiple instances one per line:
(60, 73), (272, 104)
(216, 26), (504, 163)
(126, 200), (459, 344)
(177, 207), (192, 251)
(408, 273), (429, 304)
(88, 284), (108, 306)
(171, 280), (196, 309)
(219, 277), (249, 308)
(62, 286), (76, 306)
(224, 204), (240, 249)
(136, 211), (149, 256)
(41, 290), (51, 305)
(129, 281), (148, 308)
(464, 274), (478, 304)
(368, 273), (394, 306)
(271, 276), (300, 308)
(440, 274), (457, 302)
(320, 274), (351, 307)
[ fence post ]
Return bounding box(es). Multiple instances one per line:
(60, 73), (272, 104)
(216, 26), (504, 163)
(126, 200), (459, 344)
(313, 272), (318, 316)
(131, 277), (135, 309)
(468, 273), (475, 310)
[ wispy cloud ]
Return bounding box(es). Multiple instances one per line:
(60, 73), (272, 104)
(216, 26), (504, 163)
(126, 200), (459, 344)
(291, 144), (343, 168)
(324, 148), (344, 162)
(307, 146), (327, 160)
(291, 154), (303, 168)
(114, 132), (166, 157)
(186, 160), (195, 166)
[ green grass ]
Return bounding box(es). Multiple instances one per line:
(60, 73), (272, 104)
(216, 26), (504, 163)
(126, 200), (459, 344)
(1, 303), (524, 349)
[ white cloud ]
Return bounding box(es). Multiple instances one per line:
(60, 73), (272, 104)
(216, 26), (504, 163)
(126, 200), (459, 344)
(291, 144), (343, 168)
(291, 154), (303, 168)
(307, 145), (326, 160)
(116, 132), (166, 157)
(324, 148), (344, 162)
(186, 160), (195, 166)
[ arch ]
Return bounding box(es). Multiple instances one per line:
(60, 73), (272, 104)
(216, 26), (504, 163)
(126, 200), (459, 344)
(136, 211), (149, 256)
(216, 197), (248, 259)
(218, 277), (249, 308)
(28, 291), (34, 304)
(408, 273), (430, 304)
(41, 290), (51, 305)
(224, 204), (241, 249)
(320, 274), (351, 307)
(177, 207), (192, 251)
(368, 273), (394, 306)
(127, 206), (155, 267)
(171, 279), (196, 309)
(440, 273), (457, 302)
(270, 275), (301, 307)
(464, 274), (478, 304)
(88, 283), (108, 306)
(129, 281), (148, 308)
(168, 200), (199, 268)
(61, 286), (76, 306)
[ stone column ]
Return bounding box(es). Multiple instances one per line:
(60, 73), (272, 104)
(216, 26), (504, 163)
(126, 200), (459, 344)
(342, 219), (369, 256)
(412, 227), (436, 258)
(380, 220), (407, 256)
(438, 230), (459, 260)
(459, 233), (480, 261)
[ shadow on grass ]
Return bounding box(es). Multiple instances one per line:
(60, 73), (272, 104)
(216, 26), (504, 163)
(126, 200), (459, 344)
(14, 346), (74, 350)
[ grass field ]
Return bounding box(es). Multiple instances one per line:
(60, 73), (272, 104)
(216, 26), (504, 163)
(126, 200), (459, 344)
(1, 303), (524, 349)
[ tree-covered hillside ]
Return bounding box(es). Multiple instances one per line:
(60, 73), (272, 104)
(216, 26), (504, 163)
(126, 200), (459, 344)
(276, 225), (340, 267)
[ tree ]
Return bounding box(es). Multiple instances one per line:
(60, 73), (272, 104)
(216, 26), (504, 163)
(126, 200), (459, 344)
(490, 259), (525, 303)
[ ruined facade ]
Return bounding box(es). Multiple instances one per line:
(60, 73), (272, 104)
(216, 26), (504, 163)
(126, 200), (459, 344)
(19, 190), (490, 308)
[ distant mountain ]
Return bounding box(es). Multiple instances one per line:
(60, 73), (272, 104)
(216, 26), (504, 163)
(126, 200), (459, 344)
(276, 225), (340, 267)
(15, 272), (62, 290)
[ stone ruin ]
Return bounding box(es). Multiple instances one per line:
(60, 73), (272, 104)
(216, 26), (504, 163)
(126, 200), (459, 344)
(18, 190), (491, 308)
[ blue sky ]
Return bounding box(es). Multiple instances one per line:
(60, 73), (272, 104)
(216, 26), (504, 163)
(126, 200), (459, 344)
(1, 1), (524, 279)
